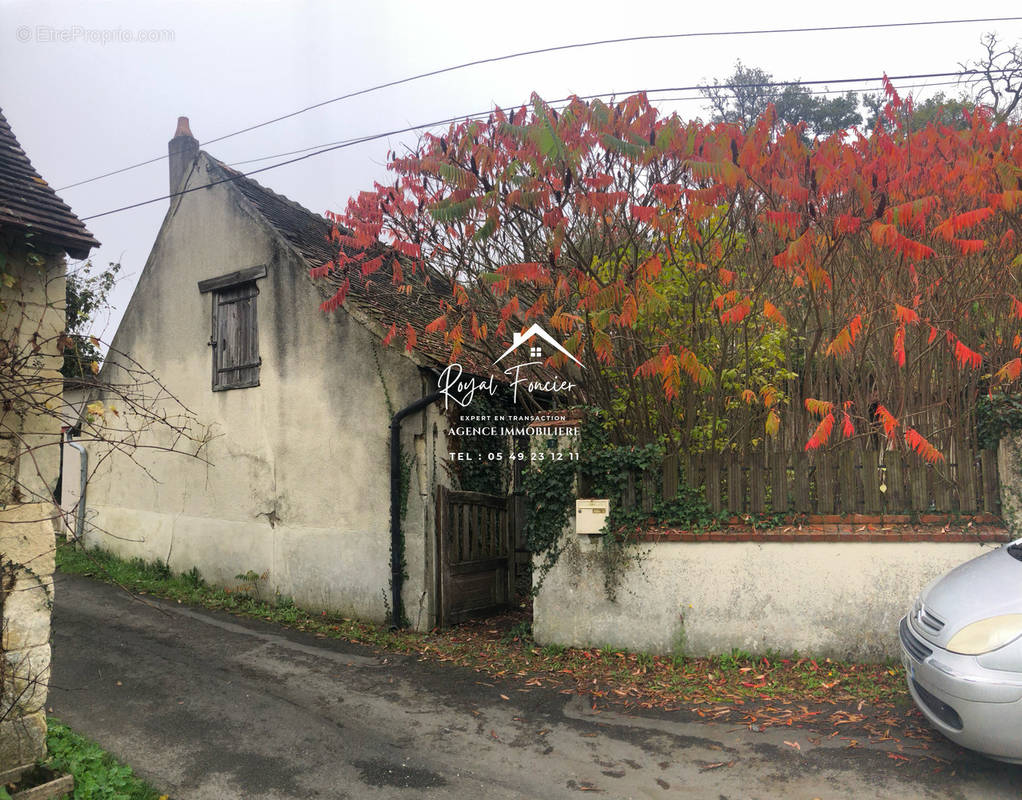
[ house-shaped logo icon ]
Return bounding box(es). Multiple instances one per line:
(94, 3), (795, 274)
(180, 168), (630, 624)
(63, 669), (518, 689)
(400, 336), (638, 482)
(493, 323), (583, 367)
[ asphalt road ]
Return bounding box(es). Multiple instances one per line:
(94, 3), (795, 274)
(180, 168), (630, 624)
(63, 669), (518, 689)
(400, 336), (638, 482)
(50, 573), (1022, 799)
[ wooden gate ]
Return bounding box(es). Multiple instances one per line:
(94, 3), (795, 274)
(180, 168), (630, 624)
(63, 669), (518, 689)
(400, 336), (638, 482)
(435, 486), (513, 627)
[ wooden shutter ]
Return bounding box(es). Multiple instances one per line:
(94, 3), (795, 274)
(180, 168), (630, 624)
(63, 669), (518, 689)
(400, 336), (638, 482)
(212, 282), (260, 390)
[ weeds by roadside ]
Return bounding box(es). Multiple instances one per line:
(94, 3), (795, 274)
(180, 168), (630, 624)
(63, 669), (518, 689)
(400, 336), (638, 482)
(43, 719), (163, 800)
(55, 544), (910, 723)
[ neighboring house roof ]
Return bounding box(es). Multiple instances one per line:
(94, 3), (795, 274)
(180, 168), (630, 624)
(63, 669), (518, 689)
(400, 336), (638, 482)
(208, 156), (493, 373)
(0, 108), (100, 258)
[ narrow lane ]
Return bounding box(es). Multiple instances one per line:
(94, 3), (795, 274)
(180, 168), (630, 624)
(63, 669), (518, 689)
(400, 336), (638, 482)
(50, 573), (1022, 799)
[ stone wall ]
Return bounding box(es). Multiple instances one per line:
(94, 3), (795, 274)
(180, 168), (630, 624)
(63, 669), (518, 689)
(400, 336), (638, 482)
(533, 517), (1012, 661)
(997, 432), (1022, 534)
(0, 503), (56, 771)
(0, 242), (66, 506)
(0, 242), (65, 770)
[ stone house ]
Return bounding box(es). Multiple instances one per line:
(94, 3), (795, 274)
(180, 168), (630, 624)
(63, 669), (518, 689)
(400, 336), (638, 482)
(0, 107), (99, 771)
(81, 119), (502, 630)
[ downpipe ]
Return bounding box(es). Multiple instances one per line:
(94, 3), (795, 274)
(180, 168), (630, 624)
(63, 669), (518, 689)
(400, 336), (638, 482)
(390, 392), (440, 629)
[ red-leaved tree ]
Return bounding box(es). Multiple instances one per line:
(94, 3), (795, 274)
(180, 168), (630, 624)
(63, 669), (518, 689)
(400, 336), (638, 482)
(319, 82), (1022, 468)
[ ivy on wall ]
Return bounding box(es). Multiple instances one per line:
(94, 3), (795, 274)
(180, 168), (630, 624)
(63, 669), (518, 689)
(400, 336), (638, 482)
(522, 409), (722, 599)
(977, 391), (1022, 449)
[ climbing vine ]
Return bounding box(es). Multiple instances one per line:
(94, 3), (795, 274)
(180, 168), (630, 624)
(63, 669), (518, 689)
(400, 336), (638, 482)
(977, 391), (1022, 449)
(371, 342), (416, 591)
(521, 437), (576, 590)
(522, 409), (724, 599)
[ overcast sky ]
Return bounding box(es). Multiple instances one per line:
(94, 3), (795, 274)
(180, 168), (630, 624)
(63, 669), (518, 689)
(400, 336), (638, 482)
(3, 1), (1022, 339)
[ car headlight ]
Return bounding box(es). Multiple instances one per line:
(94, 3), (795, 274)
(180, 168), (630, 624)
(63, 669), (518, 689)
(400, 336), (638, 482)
(946, 615), (1022, 655)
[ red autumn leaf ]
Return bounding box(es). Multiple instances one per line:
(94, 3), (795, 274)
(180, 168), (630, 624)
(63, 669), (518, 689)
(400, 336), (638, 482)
(805, 412), (835, 452)
(904, 428), (944, 463)
(834, 213), (861, 235)
(424, 316), (447, 334)
(887, 196), (938, 230)
(772, 229), (816, 269)
(308, 260), (334, 279)
(392, 240), (422, 258)
(826, 314), (862, 357)
(763, 300), (787, 327)
(805, 398), (833, 418)
(870, 221), (935, 260)
(875, 405), (898, 439)
(893, 304), (919, 325)
(952, 238), (986, 255)
(638, 255), (663, 280)
(719, 298), (752, 324)
(893, 324), (906, 368)
(953, 339), (982, 369)
(319, 278), (350, 313)
(996, 358), (1022, 382)
(932, 206), (993, 240)
(584, 173), (615, 190)
(498, 262), (551, 285)
(712, 290), (739, 310)
(500, 296), (521, 321)
(630, 205), (656, 223)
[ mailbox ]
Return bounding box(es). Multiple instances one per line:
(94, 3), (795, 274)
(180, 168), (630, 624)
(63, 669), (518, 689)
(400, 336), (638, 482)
(575, 499), (609, 534)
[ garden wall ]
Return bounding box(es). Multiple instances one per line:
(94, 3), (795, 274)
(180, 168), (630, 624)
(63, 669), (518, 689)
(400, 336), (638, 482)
(532, 516), (1012, 661)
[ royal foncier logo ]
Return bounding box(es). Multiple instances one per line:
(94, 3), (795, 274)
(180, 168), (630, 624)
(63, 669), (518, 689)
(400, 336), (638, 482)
(438, 323), (582, 409)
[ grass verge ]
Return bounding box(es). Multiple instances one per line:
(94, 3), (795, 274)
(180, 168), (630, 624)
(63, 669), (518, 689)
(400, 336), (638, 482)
(56, 543), (911, 730)
(42, 718), (163, 800)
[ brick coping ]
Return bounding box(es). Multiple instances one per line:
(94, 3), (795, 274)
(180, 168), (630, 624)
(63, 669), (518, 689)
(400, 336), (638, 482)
(634, 514), (1013, 544)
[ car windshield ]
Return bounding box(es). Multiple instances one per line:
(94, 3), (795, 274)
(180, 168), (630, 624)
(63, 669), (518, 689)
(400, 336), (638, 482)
(1008, 542), (1022, 562)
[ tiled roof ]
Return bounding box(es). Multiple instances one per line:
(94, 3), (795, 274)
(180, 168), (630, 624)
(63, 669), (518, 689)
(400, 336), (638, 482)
(210, 156), (490, 372)
(0, 108), (99, 258)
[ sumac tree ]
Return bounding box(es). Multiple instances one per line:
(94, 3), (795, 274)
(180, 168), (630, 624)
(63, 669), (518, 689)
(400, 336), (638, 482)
(320, 82), (1022, 465)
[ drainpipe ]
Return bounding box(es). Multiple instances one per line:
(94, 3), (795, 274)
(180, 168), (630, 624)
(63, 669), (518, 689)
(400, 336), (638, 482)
(390, 391), (441, 628)
(64, 432), (88, 545)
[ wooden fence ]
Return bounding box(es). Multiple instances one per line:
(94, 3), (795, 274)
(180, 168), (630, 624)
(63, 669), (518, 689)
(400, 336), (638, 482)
(607, 439), (1001, 517)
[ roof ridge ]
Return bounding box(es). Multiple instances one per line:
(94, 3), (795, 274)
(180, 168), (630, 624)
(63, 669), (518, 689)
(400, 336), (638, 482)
(208, 155), (328, 225)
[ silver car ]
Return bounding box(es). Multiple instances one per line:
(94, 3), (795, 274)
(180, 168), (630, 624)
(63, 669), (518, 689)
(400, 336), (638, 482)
(900, 540), (1022, 762)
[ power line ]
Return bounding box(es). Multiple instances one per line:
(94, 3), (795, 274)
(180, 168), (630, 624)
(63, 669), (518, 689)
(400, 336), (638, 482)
(226, 78), (975, 169)
(56, 15), (1022, 192)
(78, 68), (1007, 221)
(81, 65), (1013, 220)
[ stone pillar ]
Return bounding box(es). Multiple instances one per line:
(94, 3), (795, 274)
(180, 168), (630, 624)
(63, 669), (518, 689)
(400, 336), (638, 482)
(997, 433), (1022, 534)
(0, 503), (57, 771)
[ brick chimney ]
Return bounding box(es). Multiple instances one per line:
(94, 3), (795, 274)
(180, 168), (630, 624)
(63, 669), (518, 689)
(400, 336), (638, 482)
(168, 116), (199, 197)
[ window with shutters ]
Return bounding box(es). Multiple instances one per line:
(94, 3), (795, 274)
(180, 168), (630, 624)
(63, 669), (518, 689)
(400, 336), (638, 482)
(197, 266), (265, 391)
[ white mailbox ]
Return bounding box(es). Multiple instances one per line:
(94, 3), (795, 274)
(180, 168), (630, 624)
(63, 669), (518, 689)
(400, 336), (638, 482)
(575, 499), (610, 534)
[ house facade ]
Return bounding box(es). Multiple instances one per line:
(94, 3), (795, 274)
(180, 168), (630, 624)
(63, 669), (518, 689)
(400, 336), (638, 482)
(0, 107), (99, 771)
(81, 120), (456, 629)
